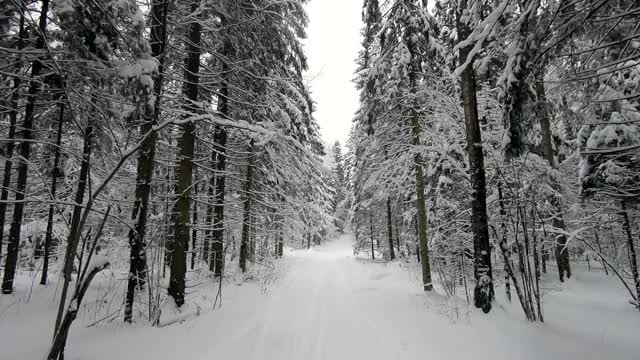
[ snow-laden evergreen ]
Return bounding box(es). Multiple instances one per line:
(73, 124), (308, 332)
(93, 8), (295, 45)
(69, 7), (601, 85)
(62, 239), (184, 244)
(0, 0), (639, 358)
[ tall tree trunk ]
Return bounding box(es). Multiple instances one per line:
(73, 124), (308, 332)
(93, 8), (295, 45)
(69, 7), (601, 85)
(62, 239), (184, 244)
(0, 2), (26, 262)
(209, 124), (227, 276)
(273, 229), (278, 256)
(395, 211), (401, 256)
(162, 152), (173, 279)
(457, 0), (494, 312)
(250, 207), (256, 259)
(413, 215), (420, 263)
(383, 146), (395, 260)
(531, 206), (543, 321)
(536, 69), (571, 282)
(168, 0), (202, 307)
(2, 0), (51, 294)
(207, 17), (231, 276)
(370, 213), (375, 260)
(519, 207), (536, 321)
(53, 127), (93, 336)
(386, 196), (395, 260)
(406, 24), (432, 291)
(239, 142), (254, 273)
(275, 198), (284, 257)
(124, 0), (168, 321)
(191, 170), (198, 271)
(620, 201), (640, 310)
(497, 181), (510, 302)
(354, 222), (360, 254)
(203, 174), (212, 264)
(162, 155), (176, 279)
(593, 229), (609, 275)
(411, 114), (431, 290)
(40, 99), (65, 285)
(277, 218), (284, 257)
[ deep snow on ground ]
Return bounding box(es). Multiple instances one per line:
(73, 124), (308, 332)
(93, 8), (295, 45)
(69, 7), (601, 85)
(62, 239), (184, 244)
(1, 234), (638, 360)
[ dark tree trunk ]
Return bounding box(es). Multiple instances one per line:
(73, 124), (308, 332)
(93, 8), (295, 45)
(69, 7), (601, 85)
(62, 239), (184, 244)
(413, 215), (420, 263)
(620, 201), (640, 310)
(411, 112), (431, 290)
(277, 220), (284, 257)
(40, 100), (65, 285)
(406, 24), (432, 290)
(169, 0), (202, 307)
(497, 181), (510, 302)
(0, 2), (26, 262)
(2, 0), (51, 294)
(124, 0), (168, 321)
(386, 196), (395, 260)
(239, 143), (254, 273)
(209, 46), (230, 275)
(209, 23), (233, 276)
(395, 212), (401, 255)
(53, 127), (93, 335)
(249, 207), (256, 260)
(541, 242), (547, 274)
(381, 146), (395, 260)
(457, 0), (494, 313)
(275, 199), (284, 258)
(370, 213), (375, 260)
(593, 229), (608, 275)
(208, 125), (227, 276)
(537, 67), (555, 166)
(354, 223), (360, 254)
(536, 69), (571, 282)
(552, 208), (571, 281)
(162, 157), (173, 279)
(531, 207), (541, 283)
(274, 221), (279, 256)
(203, 175), (212, 264)
(191, 171), (198, 271)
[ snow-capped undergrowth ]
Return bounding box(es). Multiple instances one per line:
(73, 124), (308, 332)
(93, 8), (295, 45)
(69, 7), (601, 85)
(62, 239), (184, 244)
(0, 234), (637, 360)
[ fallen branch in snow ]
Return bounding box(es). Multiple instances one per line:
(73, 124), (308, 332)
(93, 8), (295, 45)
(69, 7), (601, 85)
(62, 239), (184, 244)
(581, 237), (637, 302)
(85, 309), (121, 328)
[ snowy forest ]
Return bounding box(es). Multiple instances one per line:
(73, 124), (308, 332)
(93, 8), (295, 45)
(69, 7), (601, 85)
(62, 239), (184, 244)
(0, 0), (639, 359)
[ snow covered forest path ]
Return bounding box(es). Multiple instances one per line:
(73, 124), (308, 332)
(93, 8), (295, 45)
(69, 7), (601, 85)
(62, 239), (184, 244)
(3, 234), (638, 359)
(214, 234), (418, 360)
(67, 234), (637, 360)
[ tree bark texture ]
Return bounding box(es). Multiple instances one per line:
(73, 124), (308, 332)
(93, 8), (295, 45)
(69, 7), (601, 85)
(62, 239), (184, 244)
(169, 0), (202, 307)
(239, 143), (255, 273)
(535, 70), (571, 281)
(2, 0), (51, 294)
(457, 0), (494, 312)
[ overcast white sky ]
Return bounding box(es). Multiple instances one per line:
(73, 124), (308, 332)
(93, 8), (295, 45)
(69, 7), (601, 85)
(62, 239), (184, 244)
(303, 0), (363, 148)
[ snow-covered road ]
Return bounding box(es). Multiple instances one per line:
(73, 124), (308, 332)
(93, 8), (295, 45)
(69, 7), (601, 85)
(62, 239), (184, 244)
(3, 234), (638, 359)
(210, 234), (418, 360)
